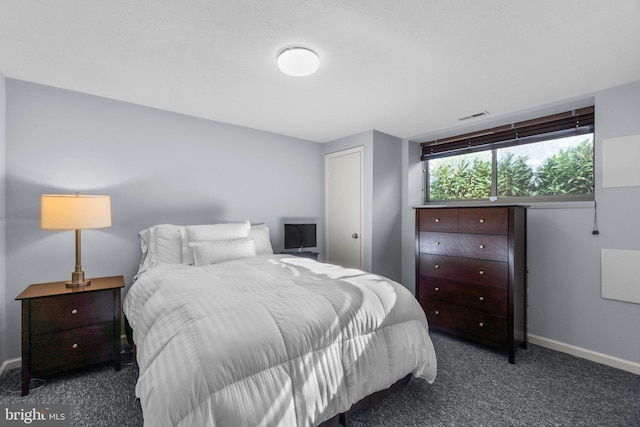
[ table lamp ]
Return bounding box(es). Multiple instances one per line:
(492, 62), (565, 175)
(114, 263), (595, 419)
(40, 194), (112, 287)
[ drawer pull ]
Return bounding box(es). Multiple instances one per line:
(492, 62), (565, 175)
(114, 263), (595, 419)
(71, 309), (78, 315)
(72, 343), (78, 349)
(434, 264), (440, 269)
(479, 270), (485, 275)
(435, 218), (440, 223)
(479, 322), (484, 327)
(479, 218), (485, 223)
(479, 296), (484, 301)
(479, 244), (485, 249)
(434, 310), (440, 315)
(435, 241), (440, 245)
(434, 287), (440, 292)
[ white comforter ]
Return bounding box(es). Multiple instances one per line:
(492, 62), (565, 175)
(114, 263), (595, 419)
(124, 255), (437, 427)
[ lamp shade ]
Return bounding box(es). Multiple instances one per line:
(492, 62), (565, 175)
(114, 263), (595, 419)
(41, 194), (111, 230)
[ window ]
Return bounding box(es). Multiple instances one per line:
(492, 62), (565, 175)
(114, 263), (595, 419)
(422, 107), (594, 203)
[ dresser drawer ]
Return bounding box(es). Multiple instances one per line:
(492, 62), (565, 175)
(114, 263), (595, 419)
(420, 299), (507, 342)
(420, 232), (508, 262)
(418, 276), (508, 315)
(30, 291), (115, 335)
(419, 254), (508, 288)
(459, 208), (508, 235)
(418, 208), (458, 232)
(31, 323), (115, 373)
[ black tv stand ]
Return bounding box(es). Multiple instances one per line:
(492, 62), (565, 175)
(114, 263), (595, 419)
(281, 251), (319, 260)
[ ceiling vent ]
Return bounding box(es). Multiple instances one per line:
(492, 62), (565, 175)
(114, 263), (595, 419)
(459, 111), (490, 121)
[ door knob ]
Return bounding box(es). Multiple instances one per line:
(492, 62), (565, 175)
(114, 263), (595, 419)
(352, 233), (359, 239)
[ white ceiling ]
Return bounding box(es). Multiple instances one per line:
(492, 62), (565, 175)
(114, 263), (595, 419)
(1, 1), (639, 143)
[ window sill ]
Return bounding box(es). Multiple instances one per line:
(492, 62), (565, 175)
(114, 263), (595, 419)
(525, 200), (595, 209)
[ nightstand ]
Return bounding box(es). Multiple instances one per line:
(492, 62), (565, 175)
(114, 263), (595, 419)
(15, 275), (125, 396)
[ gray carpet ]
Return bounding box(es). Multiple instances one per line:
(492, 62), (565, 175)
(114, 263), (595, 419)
(0, 346), (142, 427)
(349, 333), (640, 427)
(1, 334), (638, 426)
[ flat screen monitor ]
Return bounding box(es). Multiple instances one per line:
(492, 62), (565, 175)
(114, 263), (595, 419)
(284, 223), (317, 250)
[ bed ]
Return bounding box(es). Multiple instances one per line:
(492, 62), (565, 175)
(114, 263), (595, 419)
(123, 221), (437, 427)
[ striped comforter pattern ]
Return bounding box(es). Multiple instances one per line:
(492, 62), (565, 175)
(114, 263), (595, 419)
(124, 255), (437, 427)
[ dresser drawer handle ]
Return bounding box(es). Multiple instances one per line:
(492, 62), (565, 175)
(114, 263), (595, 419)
(435, 241), (440, 245)
(479, 270), (485, 275)
(479, 244), (485, 249)
(434, 287), (440, 292)
(479, 218), (485, 223)
(72, 343), (78, 349)
(479, 296), (484, 301)
(479, 322), (484, 327)
(434, 310), (440, 315)
(435, 218), (440, 223)
(71, 309), (78, 315)
(434, 264), (440, 269)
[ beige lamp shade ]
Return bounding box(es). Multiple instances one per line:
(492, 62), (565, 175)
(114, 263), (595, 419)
(41, 194), (111, 230)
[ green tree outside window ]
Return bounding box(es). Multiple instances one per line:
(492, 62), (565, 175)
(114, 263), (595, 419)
(428, 136), (593, 202)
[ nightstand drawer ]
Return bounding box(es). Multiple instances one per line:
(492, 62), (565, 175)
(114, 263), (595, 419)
(31, 323), (115, 373)
(30, 291), (115, 335)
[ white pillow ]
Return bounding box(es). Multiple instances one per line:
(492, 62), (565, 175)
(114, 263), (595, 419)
(136, 227), (153, 277)
(149, 224), (185, 265)
(183, 220), (251, 264)
(134, 224), (185, 280)
(190, 238), (256, 266)
(249, 224), (274, 255)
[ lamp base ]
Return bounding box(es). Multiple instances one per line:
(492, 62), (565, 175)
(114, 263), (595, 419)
(66, 270), (91, 288)
(66, 279), (91, 288)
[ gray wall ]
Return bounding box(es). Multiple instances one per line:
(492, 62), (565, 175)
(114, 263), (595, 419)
(3, 75), (638, 368)
(0, 72), (7, 363)
(3, 79), (324, 361)
(402, 80), (640, 365)
(371, 131), (402, 281)
(323, 130), (403, 282)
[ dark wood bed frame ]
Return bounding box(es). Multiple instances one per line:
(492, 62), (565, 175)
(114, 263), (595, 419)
(125, 318), (411, 427)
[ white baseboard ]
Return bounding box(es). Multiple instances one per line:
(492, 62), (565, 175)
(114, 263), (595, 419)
(0, 358), (21, 377)
(528, 334), (640, 375)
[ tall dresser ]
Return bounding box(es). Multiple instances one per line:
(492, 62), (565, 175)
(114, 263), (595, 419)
(415, 205), (527, 363)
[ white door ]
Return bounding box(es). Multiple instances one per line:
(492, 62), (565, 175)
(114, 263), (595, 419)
(325, 146), (363, 268)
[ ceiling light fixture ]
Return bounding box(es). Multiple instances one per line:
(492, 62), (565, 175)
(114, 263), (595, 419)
(277, 47), (319, 77)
